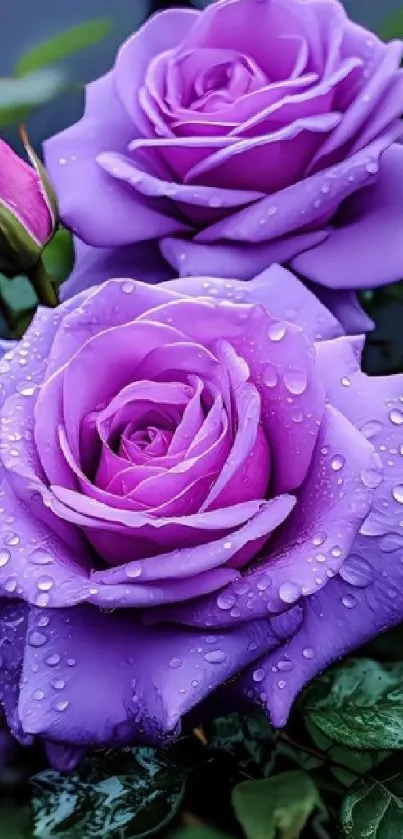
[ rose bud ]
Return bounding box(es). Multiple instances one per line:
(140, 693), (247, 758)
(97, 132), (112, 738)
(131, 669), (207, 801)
(0, 131), (57, 279)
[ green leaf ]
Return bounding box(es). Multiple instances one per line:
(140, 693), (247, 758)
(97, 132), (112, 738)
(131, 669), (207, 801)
(0, 69), (67, 127)
(30, 745), (186, 839)
(207, 710), (275, 773)
(42, 228), (75, 287)
(341, 758), (403, 838)
(15, 20), (113, 77)
(377, 10), (403, 40)
(301, 659), (403, 750)
(232, 771), (321, 839)
(305, 721), (389, 789)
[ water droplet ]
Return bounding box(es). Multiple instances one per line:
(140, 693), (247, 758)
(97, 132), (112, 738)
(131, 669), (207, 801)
(366, 161), (378, 175)
(277, 680), (287, 689)
(53, 700), (69, 712)
(313, 532), (326, 547)
(191, 679), (199, 688)
(126, 563), (142, 579)
(35, 593), (49, 608)
(0, 549), (10, 567)
(3, 532), (19, 547)
(32, 689), (45, 701)
(393, 485), (403, 504)
(257, 576), (271, 592)
(268, 323), (286, 342)
(51, 679), (65, 690)
(331, 455), (345, 472)
(361, 468), (383, 489)
(4, 576), (17, 592)
(283, 367), (308, 396)
(29, 549), (53, 565)
(46, 653), (60, 667)
(223, 541), (232, 550)
(341, 594), (357, 609)
(209, 195), (222, 209)
(262, 364), (278, 388)
(29, 631), (47, 647)
(253, 668), (265, 682)
(277, 659), (293, 672)
(37, 575), (54, 591)
(16, 383), (35, 397)
(248, 641), (258, 652)
(217, 592), (236, 610)
(67, 658), (76, 667)
(330, 546), (342, 558)
(122, 281), (135, 294)
(169, 657), (182, 669)
(203, 649), (226, 663)
(302, 647), (315, 659)
(267, 206), (277, 216)
(279, 581), (300, 604)
(390, 409), (403, 426)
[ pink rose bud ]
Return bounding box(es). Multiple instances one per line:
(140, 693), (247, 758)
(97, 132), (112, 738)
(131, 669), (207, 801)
(0, 129), (57, 277)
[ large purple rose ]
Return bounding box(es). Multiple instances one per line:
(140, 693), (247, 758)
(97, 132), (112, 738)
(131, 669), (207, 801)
(1, 264), (403, 765)
(45, 0), (403, 315)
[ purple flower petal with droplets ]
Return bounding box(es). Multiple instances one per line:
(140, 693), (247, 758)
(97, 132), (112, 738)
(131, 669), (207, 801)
(44, 0), (403, 310)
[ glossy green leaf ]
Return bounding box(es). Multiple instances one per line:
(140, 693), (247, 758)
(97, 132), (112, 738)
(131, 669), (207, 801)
(301, 659), (403, 750)
(0, 69), (67, 127)
(305, 720), (389, 789)
(232, 771), (320, 839)
(15, 20), (113, 77)
(341, 758), (403, 838)
(31, 745), (186, 838)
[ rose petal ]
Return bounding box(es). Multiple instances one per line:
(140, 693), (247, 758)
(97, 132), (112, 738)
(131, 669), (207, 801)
(150, 403), (375, 627)
(292, 144), (403, 289)
(44, 73), (189, 247)
(17, 603), (301, 746)
(163, 264), (343, 342)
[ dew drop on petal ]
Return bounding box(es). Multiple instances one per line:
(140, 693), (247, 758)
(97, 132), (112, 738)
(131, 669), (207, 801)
(331, 455), (345, 472)
(203, 649), (226, 664)
(277, 659), (293, 672)
(283, 367), (308, 396)
(279, 581), (300, 604)
(312, 532), (326, 547)
(302, 647), (315, 660)
(53, 700), (69, 712)
(28, 631), (47, 647)
(341, 594), (357, 609)
(217, 592), (236, 610)
(262, 364), (278, 388)
(32, 689), (45, 701)
(390, 409), (403, 426)
(169, 657), (182, 669)
(0, 550), (10, 567)
(393, 485), (403, 504)
(268, 323), (286, 342)
(253, 668), (265, 683)
(46, 653), (60, 667)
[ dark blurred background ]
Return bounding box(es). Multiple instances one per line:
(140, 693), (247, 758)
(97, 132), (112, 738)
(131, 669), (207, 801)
(0, 0), (398, 149)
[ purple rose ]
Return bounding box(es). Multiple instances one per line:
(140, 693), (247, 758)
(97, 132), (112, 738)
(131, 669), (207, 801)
(45, 0), (403, 321)
(0, 264), (402, 764)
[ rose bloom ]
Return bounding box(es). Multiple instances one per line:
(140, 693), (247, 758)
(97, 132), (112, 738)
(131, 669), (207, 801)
(0, 265), (402, 768)
(45, 0), (403, 330)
